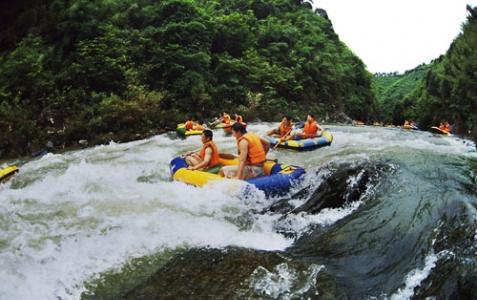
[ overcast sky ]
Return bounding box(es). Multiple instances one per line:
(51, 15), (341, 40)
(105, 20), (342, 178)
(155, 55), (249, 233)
(315, 0), (477, 73)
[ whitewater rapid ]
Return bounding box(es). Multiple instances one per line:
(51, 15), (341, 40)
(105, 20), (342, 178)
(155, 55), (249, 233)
(0, 124), (476, 299)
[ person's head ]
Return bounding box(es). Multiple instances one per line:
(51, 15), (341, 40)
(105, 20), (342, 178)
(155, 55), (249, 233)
(232, 122), (247, 139)
(306, 114), (316, 123)
(198, 120), (204, 125)
(201, 129), (213, 143)
(222, 112), (228, 117)
(282, 115), (292, 125)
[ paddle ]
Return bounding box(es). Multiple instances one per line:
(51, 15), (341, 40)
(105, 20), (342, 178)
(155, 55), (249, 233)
(273, 129), (292, 150)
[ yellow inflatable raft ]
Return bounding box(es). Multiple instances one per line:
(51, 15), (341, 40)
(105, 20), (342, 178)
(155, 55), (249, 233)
(176, 123), (204, 137)
(0, 165), (19, 182)
(170, 154), (305, 195)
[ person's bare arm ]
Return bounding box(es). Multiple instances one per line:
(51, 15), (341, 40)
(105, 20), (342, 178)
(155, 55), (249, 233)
(236, 140), (248, 180)
(189, 148), (212, 170)
(261, 137), (270, 154)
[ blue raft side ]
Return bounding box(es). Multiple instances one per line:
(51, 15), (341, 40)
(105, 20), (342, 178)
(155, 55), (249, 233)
(169, 156), (305, 195)
(170, 156), (188, 177)
(268, 136), (331, 151)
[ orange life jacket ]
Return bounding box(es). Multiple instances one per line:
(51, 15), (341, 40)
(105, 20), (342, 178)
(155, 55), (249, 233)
(237, 133), (266, 165)
(279, 122), (293, 137)
(223, 114), (231, 124)
(235, 115), (243, 123)
(199, 141), (220, 167)
(185, 121), (194, 130)
(304, 121), (318, 137)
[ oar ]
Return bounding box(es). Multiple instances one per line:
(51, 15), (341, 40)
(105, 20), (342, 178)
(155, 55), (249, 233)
(273, 130), (292, 150)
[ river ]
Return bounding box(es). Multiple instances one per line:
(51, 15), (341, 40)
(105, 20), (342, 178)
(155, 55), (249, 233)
(1, 124), (476, 299)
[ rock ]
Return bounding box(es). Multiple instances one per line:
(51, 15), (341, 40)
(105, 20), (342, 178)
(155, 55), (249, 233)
(46, 141), (54, 149)
(123, 247), (346, 300)
(78, 139), (88, 146)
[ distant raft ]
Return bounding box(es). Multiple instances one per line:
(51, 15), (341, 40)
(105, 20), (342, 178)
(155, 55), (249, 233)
(0, 165), (19, 182)
(176, 124), (204, 137)
(402, 125), (419, 130)
(267, 130), (333, 151)
(430, 126), (452, 136)
(170, 154), (305, 196)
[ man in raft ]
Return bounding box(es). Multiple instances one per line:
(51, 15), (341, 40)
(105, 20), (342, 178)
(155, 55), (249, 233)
(184, 130), (220, 171)
(267, 116), (293, 137)
(234, 113), (244, 124)
(289, 114), (322, 140)
(221, 123), (270, 180)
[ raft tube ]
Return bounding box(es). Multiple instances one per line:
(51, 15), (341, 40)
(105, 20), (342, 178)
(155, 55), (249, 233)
(170, 154), (305, 196)
(214, 121), (247, 129)
(430, 126), (452, 136)
(0, 165), (19, 182)
(266, 130), (333, 151)
(176, 124), (204, 137)
(402, 125), (419, 130)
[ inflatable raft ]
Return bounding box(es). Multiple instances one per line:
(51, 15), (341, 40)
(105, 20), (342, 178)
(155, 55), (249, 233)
(402, 125), (419, 130)
(266, 130), (333, 151)
(170, 154), (305, 195)
(176, 124), (204, 137)
(0, 165), (19, 182)
(430, 126), (452, 136)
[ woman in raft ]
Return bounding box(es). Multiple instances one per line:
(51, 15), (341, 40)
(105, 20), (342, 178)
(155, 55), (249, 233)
(267, 116), (293, 138)
(183, 130), (220, 171)
(288, 114), (322, 140)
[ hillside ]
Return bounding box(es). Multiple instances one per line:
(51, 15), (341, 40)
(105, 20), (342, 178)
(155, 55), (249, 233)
(372, 64), (431, 124)
(0, 0), (376, 158)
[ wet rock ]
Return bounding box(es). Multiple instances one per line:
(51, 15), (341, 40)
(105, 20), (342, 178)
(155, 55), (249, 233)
(411, 216), (477, 299)
(269, 161), (394, 215)
(123, 247), (347, 300)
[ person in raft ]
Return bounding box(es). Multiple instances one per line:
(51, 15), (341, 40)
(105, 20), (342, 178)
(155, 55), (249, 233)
(234, 113), (244, 123)
(439, 121), (452, 133)
(193, 120), (205, 131)
(221, 123), (270, 180)
(184, 130), (220, 171)
(184, 117), (194, 130)
(288, 114), (322, 140)
(267, 116), (293, 137)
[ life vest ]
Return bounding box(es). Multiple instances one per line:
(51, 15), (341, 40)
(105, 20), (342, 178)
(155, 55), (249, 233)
(304, 121), (318, 137)
(237, 133), (266, 165)
(223, 114), (231, 124)
(235, 115), (243, 123)
(193, 124), (205, 131)
(279, 122), (293, 137)
(199, 141), (220, 167)
(185, 121), (194, 130)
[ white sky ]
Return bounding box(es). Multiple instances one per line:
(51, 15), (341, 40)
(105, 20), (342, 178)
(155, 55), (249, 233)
(316, 0), (477, 73)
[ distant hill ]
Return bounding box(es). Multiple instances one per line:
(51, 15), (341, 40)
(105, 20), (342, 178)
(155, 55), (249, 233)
(373, 64), (431, 124)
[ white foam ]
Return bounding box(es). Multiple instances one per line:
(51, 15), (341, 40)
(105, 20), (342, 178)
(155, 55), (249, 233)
(250, 262), (324, 299)
(389, 252), (439, 300)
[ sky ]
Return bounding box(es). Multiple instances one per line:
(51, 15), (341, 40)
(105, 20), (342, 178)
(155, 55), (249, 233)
(315, 0), (477, 73)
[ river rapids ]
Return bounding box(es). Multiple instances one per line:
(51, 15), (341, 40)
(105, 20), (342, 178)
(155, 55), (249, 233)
(1, 124), (476, 299)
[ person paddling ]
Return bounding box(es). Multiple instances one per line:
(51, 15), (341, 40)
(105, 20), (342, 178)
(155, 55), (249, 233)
(184, 130), (220, 171)
(267, 116), (293, 137)
(289, 114), (322, 140)
(221, 123), (269, 180)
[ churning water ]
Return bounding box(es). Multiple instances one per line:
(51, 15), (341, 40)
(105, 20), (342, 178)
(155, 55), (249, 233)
(1, 124), (476, 299)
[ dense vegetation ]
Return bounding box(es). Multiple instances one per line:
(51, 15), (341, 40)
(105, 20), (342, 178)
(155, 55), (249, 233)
(0, 0), (375, 158)
(374, 5), (477, 141)
(372, 64), (431, 125)
(411, 5), (477, 138)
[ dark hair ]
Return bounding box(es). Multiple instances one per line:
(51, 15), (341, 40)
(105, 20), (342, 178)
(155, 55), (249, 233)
(203, 129), (213, 140)
(308, 114), (316, 120)
(198, 120), (204, 125)
(232, 122), (247, 134)
(284, 115), (292, 121)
